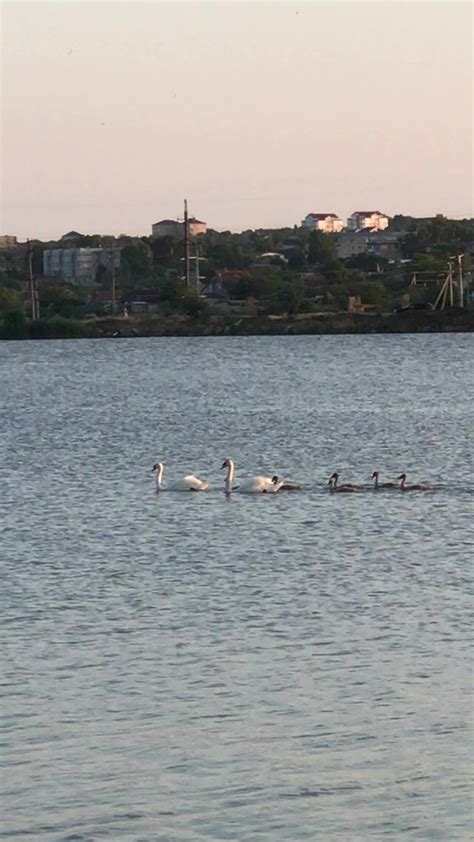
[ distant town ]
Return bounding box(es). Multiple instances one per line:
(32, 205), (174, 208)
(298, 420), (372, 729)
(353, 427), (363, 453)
(0, 207), (473, 338)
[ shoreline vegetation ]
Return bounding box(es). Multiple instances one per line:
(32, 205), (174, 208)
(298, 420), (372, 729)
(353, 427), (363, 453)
(2, 214), (473, 341)
(1, 307), (473, 341)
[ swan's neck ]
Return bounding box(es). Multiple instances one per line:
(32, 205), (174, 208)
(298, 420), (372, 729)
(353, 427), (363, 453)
(400, 476), (407, 489)
(156, 464), (164, 490)
(374, 476), (379, 488)
(225, 461), (235, 493)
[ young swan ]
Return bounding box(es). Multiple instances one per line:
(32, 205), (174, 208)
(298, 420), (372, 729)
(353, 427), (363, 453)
(328, 472), (360, 492)
(372, 471), (398, 489)
(221, 459), (283, 494)
(151, 462), (209, 492)
(397, 473), (432, 492)
(271, 475), (301, 491)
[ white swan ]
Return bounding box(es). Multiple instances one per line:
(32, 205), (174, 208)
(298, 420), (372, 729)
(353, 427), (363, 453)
(151, 462), (209, 492)
(221, 458), (284, 494)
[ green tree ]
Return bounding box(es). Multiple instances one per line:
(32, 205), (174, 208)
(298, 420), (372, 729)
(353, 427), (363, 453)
(39, 284), (87, 317)
(150, 236), (181, 266)
(323, 259), (347, 284)
(307, 231), (337, 265)
(345, 253), (389, 272)
(120, 241), (153, 281)
(355, 281), (390, 311)
(273, 278), (305, 315)
(0, 287), (24, 315)
(410, 253), (446, 274)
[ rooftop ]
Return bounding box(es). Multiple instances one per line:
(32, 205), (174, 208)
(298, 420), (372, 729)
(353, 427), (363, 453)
(350, 211), (385, 217)
(61, 230), (83, 239)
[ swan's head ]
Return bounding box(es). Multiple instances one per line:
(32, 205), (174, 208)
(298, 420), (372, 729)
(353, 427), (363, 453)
(329, 472), (339, 484)
(397, 473), (406, 481)
(271, 475), (280, 485)
(372, 471), (379, 479)
(221, 459), (233, 470)
(151, 462), (164, 473)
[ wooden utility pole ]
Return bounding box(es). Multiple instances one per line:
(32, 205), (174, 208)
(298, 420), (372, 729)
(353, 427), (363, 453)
(27, 239), (39, 320)
(457, 254), (464, 307)
(184, 198), (190, 289)
(434, 262), (454, 310)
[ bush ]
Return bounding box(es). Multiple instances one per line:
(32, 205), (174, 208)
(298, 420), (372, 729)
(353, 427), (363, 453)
(1, 309), (27, 339)
(181, 292), (210, 320)
(29, 317), (88, 339)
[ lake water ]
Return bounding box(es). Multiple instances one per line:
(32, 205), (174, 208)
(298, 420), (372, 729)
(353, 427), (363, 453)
(1, 334), (472, 841)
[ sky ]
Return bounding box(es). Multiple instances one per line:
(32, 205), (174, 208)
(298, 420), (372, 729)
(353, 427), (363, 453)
(1, 0), (472, 240)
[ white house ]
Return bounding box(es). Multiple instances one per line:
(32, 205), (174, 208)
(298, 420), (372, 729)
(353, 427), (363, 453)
(347, 211), (390, 231)
(302, 213), (344, 233)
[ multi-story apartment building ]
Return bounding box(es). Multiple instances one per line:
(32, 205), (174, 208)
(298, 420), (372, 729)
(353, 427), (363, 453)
(302, 213), (344, 233)
(347, 211), (390, 231)
(43, 248), (121, 285)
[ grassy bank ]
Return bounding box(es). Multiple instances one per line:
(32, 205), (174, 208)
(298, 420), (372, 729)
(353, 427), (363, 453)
(1, 308), (473, 340)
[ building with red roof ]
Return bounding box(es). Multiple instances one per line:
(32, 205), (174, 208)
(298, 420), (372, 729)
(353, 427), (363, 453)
(302, 213), (344, 233)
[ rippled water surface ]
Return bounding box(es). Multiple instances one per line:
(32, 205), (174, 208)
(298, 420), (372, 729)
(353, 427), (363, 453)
(1, 334), (473, 841)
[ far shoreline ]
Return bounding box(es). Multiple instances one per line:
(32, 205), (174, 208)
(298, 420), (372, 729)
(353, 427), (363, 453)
(1, 308), (473, 341)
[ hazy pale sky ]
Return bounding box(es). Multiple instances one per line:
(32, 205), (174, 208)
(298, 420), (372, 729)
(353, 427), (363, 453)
(1, 0), (472, 239)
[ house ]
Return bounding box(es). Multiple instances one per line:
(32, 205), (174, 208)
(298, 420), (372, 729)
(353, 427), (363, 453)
(60, 230), (84, 243)
(0, 235), (18, 251)
(336, 231), (368, 259)
(151, 219), (182, 238)
(188, 217), (207, 237)
(336, 229), (403, 260)
(347, 211), (389, 231)
(366, 231), (404, 260)
(151, 217), (207, 239)
(43, 247), (121, 286)
(302, 213), (344, 233)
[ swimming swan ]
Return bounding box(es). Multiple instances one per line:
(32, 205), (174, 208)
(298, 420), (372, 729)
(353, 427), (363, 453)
(151, 462), (209, 492)
(397, 473), (432, 492)
(328, 472), (360, 492)
(372, 471), (399, 489)
(271, 475), (301, 491)
(221, 459), (283, 494)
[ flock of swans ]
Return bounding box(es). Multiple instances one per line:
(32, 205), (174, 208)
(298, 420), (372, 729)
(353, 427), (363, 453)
(151, 461), (433, 494)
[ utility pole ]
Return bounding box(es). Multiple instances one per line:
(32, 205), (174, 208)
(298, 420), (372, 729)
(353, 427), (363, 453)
(110, 245), (117, 317)
(447, 261), (454, 307)
(184, 198), (190, 289)
(187, 242), (205, 292)
(195, 243), (201, 292)
(27, 239), (39, 320)
(457, 254), (464, 307)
